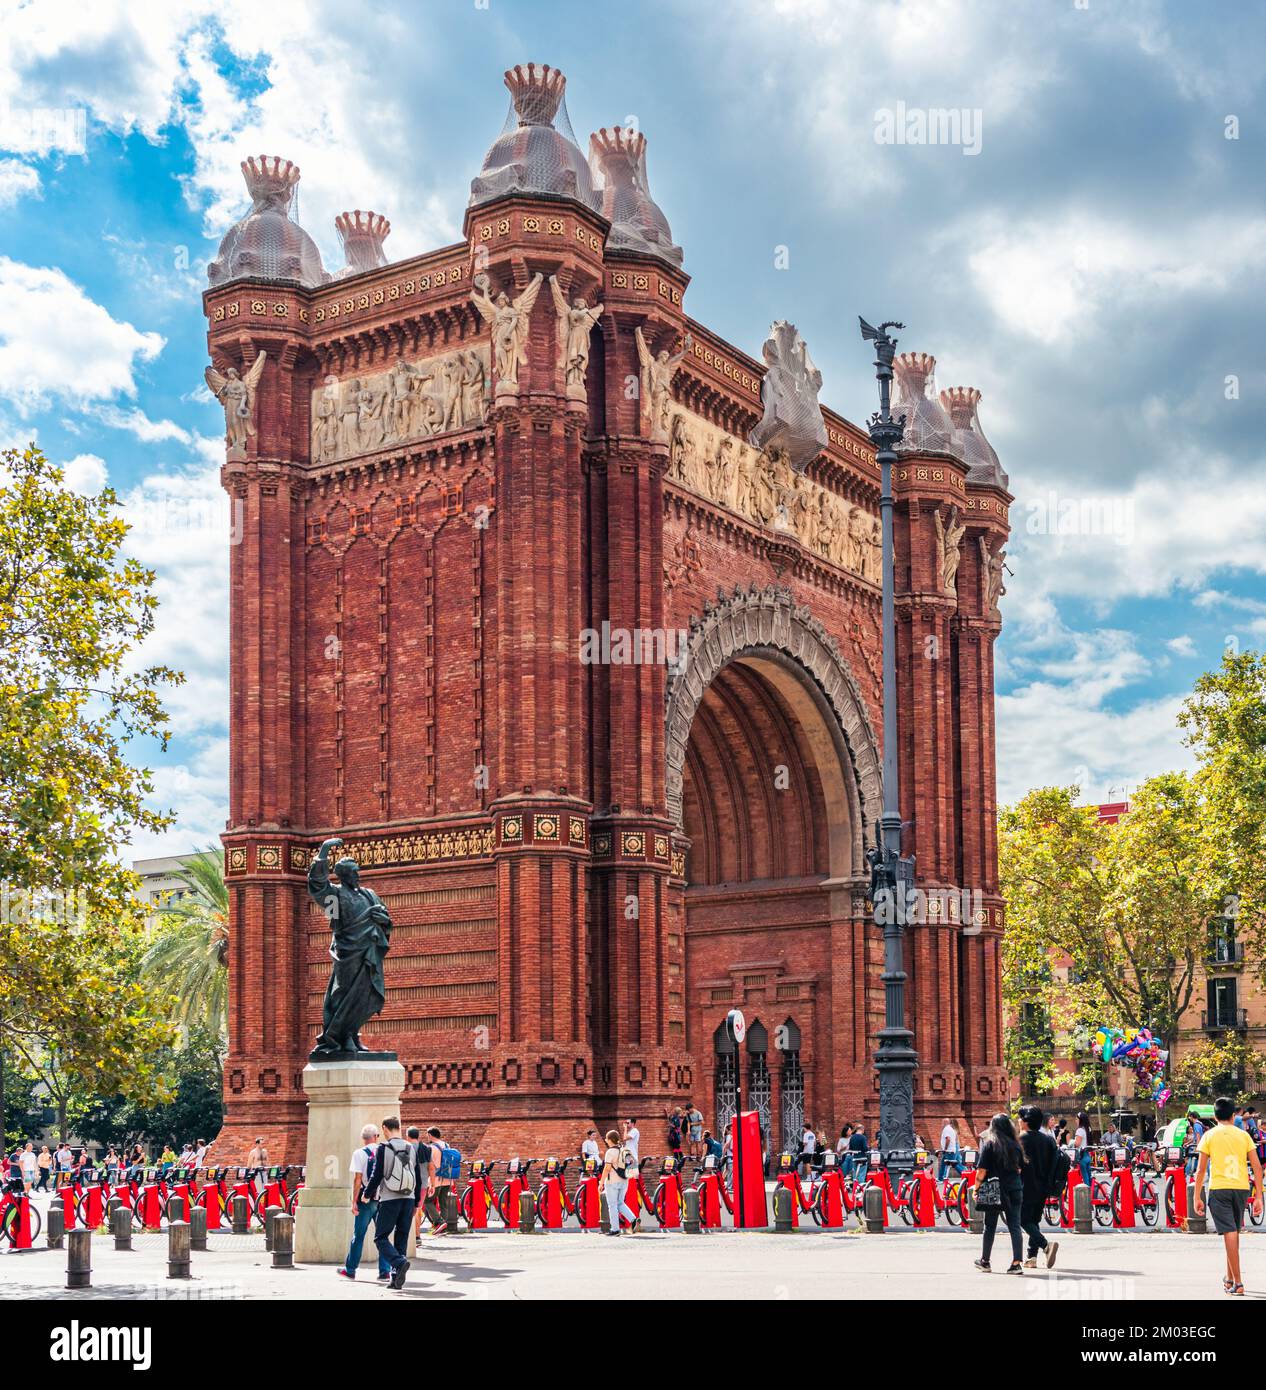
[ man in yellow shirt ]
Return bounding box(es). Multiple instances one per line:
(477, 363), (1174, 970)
(1194, 1095), (1264, 1296)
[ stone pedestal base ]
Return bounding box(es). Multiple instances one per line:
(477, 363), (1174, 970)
(294, 1058), (405, 1264)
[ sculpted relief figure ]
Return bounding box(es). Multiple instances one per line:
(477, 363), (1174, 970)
(313, 374), (340, 461)
(460, 350), (487, 426)
(981, 536), (1007, 614)
(471, 271), (542, 395)
(934, 506), (967, 594)
(384, 359), (414, 442)
(549, 274), (604, 400)
(635, 326), (692, 442)
(205, 351), (266, 458)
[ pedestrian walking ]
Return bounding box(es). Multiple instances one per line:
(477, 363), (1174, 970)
(1074, 1111), (1092, 1187)
(1018, 1105), (1060, 1270)
(363, 1116), (425, 1289)
(36, 1145), (51, 1192)
(938, 1117), (963, 1180)
(600, 1128), (638, 1235)
(425, 1127), (458, 1234)
(337, 1123), (392, 1282)
(973, 1112), (1025, 1275)
(1193, 1095), (1265, 1296)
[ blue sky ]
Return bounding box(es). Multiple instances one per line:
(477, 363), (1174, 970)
(1, 0), (1263, 859)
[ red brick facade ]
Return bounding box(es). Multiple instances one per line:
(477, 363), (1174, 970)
(206, 118), (1010, 1165)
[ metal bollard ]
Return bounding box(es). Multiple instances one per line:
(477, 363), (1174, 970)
(265, 1204), (283, 1252)
(599, 1194), (611, 1233)
(230, 1194), (249, 1235)
(66, 1229), (92, 1289)
(46, 1204), (65, 1250)
(168, 1195), (186, 1224)
(683, 1187), (701, 1234)
(1074, 1182), (1093, 1234)
(112, 1204), (132, 1251)
(272, 1213), (294, 1268)
(863, 1185), (885, 1233)
(518, 1189), (537, 1234)
(443, 1188), (463, 1235)
(773, 1186), (793, 1232)
(168, 1220), (191, 1279)
(189, 1205), (207, 1252)
(966, 1187), (983, 1235)
(1185, 1183), (1207, 1234)
(107, 1196), (121, 1221)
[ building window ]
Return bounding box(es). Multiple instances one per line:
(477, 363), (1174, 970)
(778, 1018), (804, 1151)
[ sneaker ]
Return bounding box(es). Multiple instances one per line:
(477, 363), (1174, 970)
(973, 1259), (991, 1272)
(336, 1267), (355, 1280)
(377, 1271), (391, 1281)
(430, 1222), (448, 1235)
(1022, 1258), (1037, 1269)
(1006, 1263), (1024, 1275)
(1045, 1241), (1059, 1269)
(390, 1259), (410, 1290)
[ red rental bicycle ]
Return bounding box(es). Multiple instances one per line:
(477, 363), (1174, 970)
(0, 1178), (41, 1245)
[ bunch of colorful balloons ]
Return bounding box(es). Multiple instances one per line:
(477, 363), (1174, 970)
(1089, 1026), (1171, 1108)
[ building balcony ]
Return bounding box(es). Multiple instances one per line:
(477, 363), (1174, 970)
(1207, 939), (1245, 967)
(1201, 1008), (1248, 1032)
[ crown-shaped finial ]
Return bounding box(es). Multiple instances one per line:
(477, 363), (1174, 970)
(336, 210), (391, 273)
(895, 351), (937, 384)
(940, 385), (983, 428)
(589, 126), (647, 167)
(503, 63), (566, 126)
(241, 155), (300, 210)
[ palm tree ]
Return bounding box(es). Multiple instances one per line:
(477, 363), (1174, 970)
(140, 848), (229, 1043)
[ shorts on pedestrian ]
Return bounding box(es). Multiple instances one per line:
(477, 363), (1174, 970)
(1207, 1188), (1248, 1234)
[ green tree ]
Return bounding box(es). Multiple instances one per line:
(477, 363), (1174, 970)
(1170, 1034), (1266, 1105)
(0, 444), (184, 1127)
(1000, 774), (1223, 1053)
(1178, 648), (1266, 958)
(140, 848), (229, 1040)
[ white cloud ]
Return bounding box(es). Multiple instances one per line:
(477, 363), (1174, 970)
(0, 256), (164, 410)
(1166, 634), (1195, 657)
(62, 452), (108, 494)
(89, 403), (192, 445)
(0, 158), (40, 206)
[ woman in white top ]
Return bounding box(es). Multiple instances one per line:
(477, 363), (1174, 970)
(601, 1129), (638, 1236)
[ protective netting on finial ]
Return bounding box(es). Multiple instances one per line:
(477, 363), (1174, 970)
(208, 154), (328, 288)
(748, 321), (829, 473)
(469, 63), (601, 211)
(939, 386), (1008, 488)
(893, 352), (955, 455)
(589, 127), (683, 268)
(335, 210), (391, 277)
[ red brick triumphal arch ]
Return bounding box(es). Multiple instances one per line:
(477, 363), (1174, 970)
(204, 63), (1011, 1162)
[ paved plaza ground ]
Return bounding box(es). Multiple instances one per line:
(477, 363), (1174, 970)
(5, 1222), (1264, 1303)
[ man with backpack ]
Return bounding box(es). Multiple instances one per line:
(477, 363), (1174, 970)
(424, 1126), (461, 1234)
(337, 1123), (391, 1283)
(1018, 1105), (1062, 1269)
(363, 1115), (427, 1288)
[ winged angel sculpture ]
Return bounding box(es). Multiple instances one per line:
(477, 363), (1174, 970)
(471, 272), (543, 395)
(205, 352), (266, 457)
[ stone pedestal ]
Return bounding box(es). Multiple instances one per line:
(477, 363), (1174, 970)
(294, 1058), (405, 1264)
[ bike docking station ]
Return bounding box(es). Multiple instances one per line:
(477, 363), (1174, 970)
(535, 1157), (569, 1229)
(693, 1153), (731, 1229)
(807, 1148), (847, 1228)
(571, 1158), (602, 1230)
(772, 1152), (812, 1228)
(461, 1159), (497, 1229)
(1161, 1146), (1189, 1228)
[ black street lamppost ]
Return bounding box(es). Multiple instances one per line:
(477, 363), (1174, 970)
(859, 317), (919, 1174)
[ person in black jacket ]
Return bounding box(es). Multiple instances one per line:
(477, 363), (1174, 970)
(1018, 1105), (1059, 1269)
(362, 1116), (429, 1289)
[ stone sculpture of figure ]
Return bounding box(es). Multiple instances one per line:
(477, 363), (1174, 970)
(441, 353), (465, 431)
(313, 374), (340, 462)
(815, 487), (835, 555)
(205, 351), (266, 457)
(717, 435), (738, 509)
(461, 349), (488, 426)
(868, 517), (883, 582)
(847, 506), (868, 574)
(751, 449), (779, 524)
(549, 274), (604, 399)
(338, 378), (363, 455)
(934, 506), (967, 593)
(384, 359), (414, 443)
(668, 413), (689, 483)
(635, 326), (692, 442)
(355, 378), (384, 451)
(734, 444), (755, 517)
(980, 536), (1007, 613)
(471, 271), (543, 394)
(307, 837), (393, 1059)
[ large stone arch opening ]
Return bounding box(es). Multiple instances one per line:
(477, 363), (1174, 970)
(666, 586), (883, 1148)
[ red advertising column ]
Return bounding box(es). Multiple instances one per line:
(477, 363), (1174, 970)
(730, 1110), (767, 1228)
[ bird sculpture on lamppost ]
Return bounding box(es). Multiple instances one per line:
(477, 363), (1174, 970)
(860, 316), (919, 1174)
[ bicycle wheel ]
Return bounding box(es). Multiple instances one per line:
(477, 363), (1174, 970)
(944, 1182), (963, 1226)
(1250, 1192), (1265, 1228)
(1043, 1195), (1062, 1228)
(1093, 1178), (1115, 1227)
(1136, 1178), (1158, 1227)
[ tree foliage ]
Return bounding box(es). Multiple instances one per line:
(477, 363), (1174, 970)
(1000, 774), (1223, 1052)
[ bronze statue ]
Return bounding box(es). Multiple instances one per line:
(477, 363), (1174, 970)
(307, 837), (394, 1059)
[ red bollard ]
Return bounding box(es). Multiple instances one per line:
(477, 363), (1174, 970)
(11, 1193), (34, 1249)
(1165, 1163), (1188, 1228)
(695, 1162), (727, 1228)
(137, 1171), (163, 1230)
(1111, 1154), (1136, 1228)
(497, 1159), (531, 1227)
(570, 1160), (601, 1229)
(654, 1158), (684, 1229)
(535, 1158), (568, 1229)
(61, 1178), (78, 1229)
(81, 1179), (105, 1230)
(201, 1179), (223, 1231)
(462, 1161), (495, 1230)
(1061, 1167), (1082, 1229)
(809, 1156), (847, 1228)
(909, 1168), (940, 1227)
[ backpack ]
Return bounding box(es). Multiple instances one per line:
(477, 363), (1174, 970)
(379, 1138), (416, 1199)
(437, 1144), (462, 1182)
(619, 1146), (637, 1176)
(1046, 1139), (1070, 1197)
